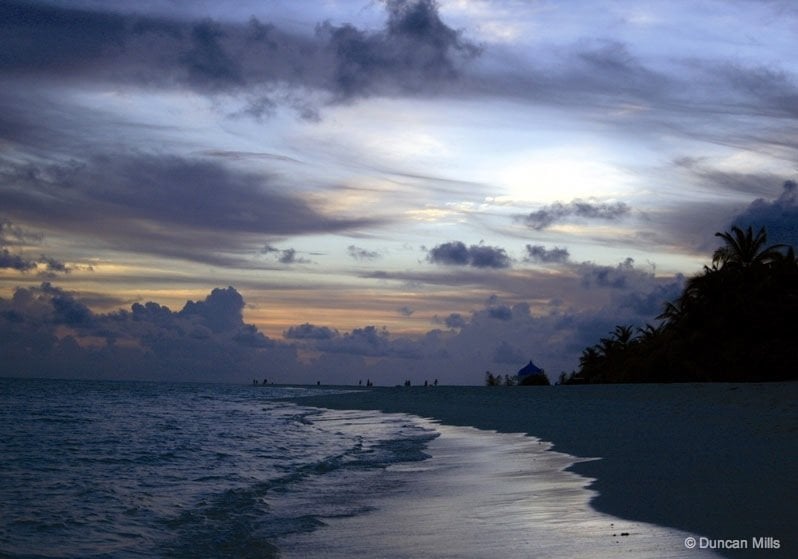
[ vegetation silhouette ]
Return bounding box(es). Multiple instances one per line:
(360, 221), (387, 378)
(566, 226), (797, 383)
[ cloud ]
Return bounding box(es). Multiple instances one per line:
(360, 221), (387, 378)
(522, 199), (631, 230)
(0, 249), (37, 272)
(315, 325), (431, 359)
(181, 19), (244, 89)
(264, 245), (312, 265)
(318, 0), (480, 99)
(486, 295), (513, 320)
(492, 340), (526, 365)
(179, 286), (246, 333)
(278, 248), (311, 265)
(525, 244), (570, 264)
(617, 277), (685, 317)
(397, 306), (414, 316)
(427, 241), (511, 269)
(580, 257), (642, 290)
(0, 283), (288, 381)
(1, 155), (373, 266)
(731, 180), (798, 248)
(1, 271), (690, 385)
(284, 323), (339, 340)
(0, 219), (69, 274)
(0, 0), (479, 107)
(440, 312), (467, 329)
(347, 245), (380, 261)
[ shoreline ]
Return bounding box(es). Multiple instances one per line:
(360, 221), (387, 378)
(292, 382), (797, 558)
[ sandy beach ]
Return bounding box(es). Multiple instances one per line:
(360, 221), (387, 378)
(294, 382), (797, 558)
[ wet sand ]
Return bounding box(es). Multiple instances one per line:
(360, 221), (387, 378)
(294, 382), (797, 558)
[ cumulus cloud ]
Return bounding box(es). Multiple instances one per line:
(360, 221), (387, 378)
(440, 312), (467, 329)
(0, 284), (286, 381)
(486, 294), (513, 320)
(522, 199), (631, 230)
(525, 244), (570, 264)
(579, 257), (642, 290)
(1, 270), (691, 385)
(427, 241), (511, 269)
(731, 180), (798, 248)
(312, 325), (433, 360)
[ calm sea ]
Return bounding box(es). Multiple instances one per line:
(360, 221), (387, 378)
(0, 378), (436, 558)
(1, 378), (720, 558)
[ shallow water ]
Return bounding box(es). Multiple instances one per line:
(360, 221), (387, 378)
(280, 423), (721, 558)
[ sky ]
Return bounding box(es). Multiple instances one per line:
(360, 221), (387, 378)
(2, 0), (797, 385)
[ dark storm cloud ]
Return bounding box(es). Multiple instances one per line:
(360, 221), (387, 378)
(3, 0), (796, 136)
(731, 180), (798, 248)
(427, 241), (511, 269)
(522, 199), (631, 230)
(1, 155), (373, 265)
(0, 0), (478, 103)
(0, 0), (278, 91)
(0, 1), (131, 76)
(525, 245), (570, 264)
(318, 0), (480, 99)
(181, 19), (244, 89)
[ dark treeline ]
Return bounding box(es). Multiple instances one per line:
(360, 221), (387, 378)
(566, 226), (798, 383)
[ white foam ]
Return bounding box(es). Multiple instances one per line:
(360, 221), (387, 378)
(278, 419), (721, 558)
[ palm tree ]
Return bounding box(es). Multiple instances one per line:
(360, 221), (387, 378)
(712, 225), (785, 269)
(657, 300), (685, 323)
(611, 325), (635, 347)
(637, 323), (663, 342)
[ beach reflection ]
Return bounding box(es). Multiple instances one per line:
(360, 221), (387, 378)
(279, 420), (722, 558)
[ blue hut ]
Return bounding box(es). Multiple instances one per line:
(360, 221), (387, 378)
(516, 360), (550, 385)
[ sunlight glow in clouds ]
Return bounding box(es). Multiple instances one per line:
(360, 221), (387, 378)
(2, 0), (797, 384)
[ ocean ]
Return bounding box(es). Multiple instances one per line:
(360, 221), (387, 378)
(1, 378), (720, 558)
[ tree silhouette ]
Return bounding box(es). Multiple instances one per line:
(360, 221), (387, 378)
(713, 225), (785, 269)
(569, 225), (797, 383)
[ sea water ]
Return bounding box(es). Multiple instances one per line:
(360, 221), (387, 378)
(0, 378), (719, 558)
(0, 378), (437, 558)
